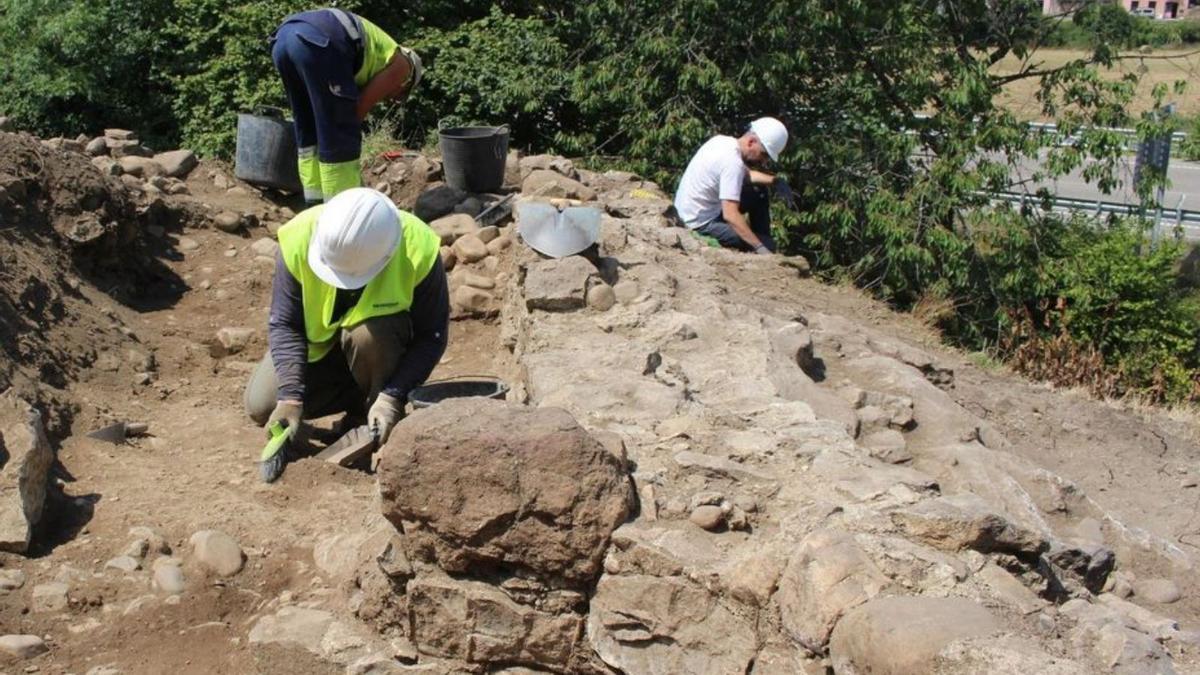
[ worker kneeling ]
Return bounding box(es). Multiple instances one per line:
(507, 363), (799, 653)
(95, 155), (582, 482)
(673, 117), (794, 254)
(244, 188), (448, 445)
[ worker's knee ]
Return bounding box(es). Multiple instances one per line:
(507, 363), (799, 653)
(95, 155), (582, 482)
(341, 313), (412, 394)
(244, 356), (278, 426)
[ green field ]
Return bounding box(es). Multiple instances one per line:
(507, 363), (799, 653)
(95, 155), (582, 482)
(992, 48), (1200, 120)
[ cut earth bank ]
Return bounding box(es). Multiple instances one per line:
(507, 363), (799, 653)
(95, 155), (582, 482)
(1, 127), (1200, 674)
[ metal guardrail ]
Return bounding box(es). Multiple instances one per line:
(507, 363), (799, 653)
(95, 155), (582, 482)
(988, 191), (1200, 227)
(1025, 120), (1188, 146)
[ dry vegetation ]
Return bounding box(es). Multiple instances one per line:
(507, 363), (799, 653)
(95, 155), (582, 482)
(992, 47), (1200, 120)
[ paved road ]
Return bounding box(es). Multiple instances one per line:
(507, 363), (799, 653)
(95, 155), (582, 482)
(1006, 153), (1200, 213)
(914, 150), (1200, 239)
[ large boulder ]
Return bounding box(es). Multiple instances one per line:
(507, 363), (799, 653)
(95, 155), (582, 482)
(408, 575), (584, 668)
(0, 394), (53, 553)
(153, 150), (198, 179)
(524, 257), (597, 312)
(776, 529), (891, 653)
(829, 596), (1002, 675)
(891, 493), (1048, 557)
(414, 184), (467, 223)
(587, 573), (758, 674)
(378, 399), (634, 588)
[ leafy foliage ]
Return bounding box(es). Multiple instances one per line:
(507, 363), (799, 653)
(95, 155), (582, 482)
(0, 0), (177, 146)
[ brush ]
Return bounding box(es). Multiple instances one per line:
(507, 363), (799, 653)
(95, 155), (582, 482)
(259, 419), (295, 483)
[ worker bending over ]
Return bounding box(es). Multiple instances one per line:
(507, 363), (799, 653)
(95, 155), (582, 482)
(244, 188), (448, 445)
(271, 8), (422, 204)
(673, 117), (795, 254)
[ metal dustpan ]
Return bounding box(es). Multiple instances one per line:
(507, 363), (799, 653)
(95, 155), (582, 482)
(314, 425), (379, 467)
(516, 203), (601, 258)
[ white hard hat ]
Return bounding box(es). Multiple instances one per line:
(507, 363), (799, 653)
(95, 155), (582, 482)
(309, 188), (402, 289)
(749, 117), (788, 162)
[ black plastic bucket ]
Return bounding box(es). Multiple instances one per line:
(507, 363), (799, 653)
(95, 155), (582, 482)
(439, 126), (509, 193)
(235, 107), (302, 193)
(408, 377), (510, 410)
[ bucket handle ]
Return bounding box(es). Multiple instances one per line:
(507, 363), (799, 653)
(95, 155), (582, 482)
(252, 105), (289, 120)
(492, 124), (509, 159)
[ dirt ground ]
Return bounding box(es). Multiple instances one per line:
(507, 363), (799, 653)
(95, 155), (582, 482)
(2, 134), (1200, 673)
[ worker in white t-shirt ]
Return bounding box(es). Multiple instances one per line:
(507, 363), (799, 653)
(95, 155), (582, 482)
(672, 117), (794, 254)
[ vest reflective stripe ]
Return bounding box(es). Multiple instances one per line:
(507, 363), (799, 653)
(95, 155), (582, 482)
(277, 205), (441, 362)
(328, 8), (363, 43)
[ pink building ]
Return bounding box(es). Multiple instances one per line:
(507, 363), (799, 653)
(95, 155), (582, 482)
(1043, 0), (1198, 19)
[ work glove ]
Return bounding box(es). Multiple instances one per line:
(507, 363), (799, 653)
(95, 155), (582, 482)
(368, 392), (405, 444)
(267, 400), (303, 433)
(754, 245), (773, 256)
(774, 178), (797, 210)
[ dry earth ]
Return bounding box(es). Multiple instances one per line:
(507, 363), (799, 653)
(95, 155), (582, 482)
(1, 127), (1200, 674)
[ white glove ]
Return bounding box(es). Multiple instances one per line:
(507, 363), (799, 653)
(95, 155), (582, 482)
(368, 392), (404, 444)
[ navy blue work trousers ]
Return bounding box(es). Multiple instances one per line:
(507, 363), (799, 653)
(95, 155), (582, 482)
(270, 11), (362, 164)
(695, 182), (776, 252)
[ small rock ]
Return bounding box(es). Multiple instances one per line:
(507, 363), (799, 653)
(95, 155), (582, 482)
(123, 538), (150, 560)
(105, 556), (140, 573)
(152, 559), (186, 594)
(117, 156), (162, 177)
(613, 280), (640, 304)
(0, 635), (48, 659)
(212, 173), (232, 189)
(189, 530), (245, 576)
(586, 283), (616, 311)
(85, 137), (108, 157)
(453, 196), (484, 217)
(90, 156), (121, 176)
(522, 169), (597, 201)
(0, 116), (12, 132)
(1134, 578), (1182, 604)
(104, 128), (137, 141)
(213, 211), (243, 233)
(216, 327), (255, 355)
(452, 286), (494, 315)
(128, 526), (171, 555)
(31, 582), (69, 613)
(430, 213), (479, 245)
(461, 272), (495, 290)
(727, 506), (750, 531)
(251, 237), (279, 258)
(0, 569), (26, 592)
(85, 665), (121, 675)
(476, 225), (500, 243)
(153, 150), (198, 179)
(486, 236), (512, 256)
(689, 505), (725, 531)
(440, 245), (457, 271)
(177, 237), (200, 252)
(452, 234), (489, 263)
(861, 429), (912, 464)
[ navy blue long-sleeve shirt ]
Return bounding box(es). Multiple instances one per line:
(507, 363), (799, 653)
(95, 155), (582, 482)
(267, 251), (449, 403)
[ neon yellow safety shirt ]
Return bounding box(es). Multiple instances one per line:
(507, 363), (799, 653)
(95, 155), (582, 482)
(276, 205), (441, 362)
(354, 17), (399, 89)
